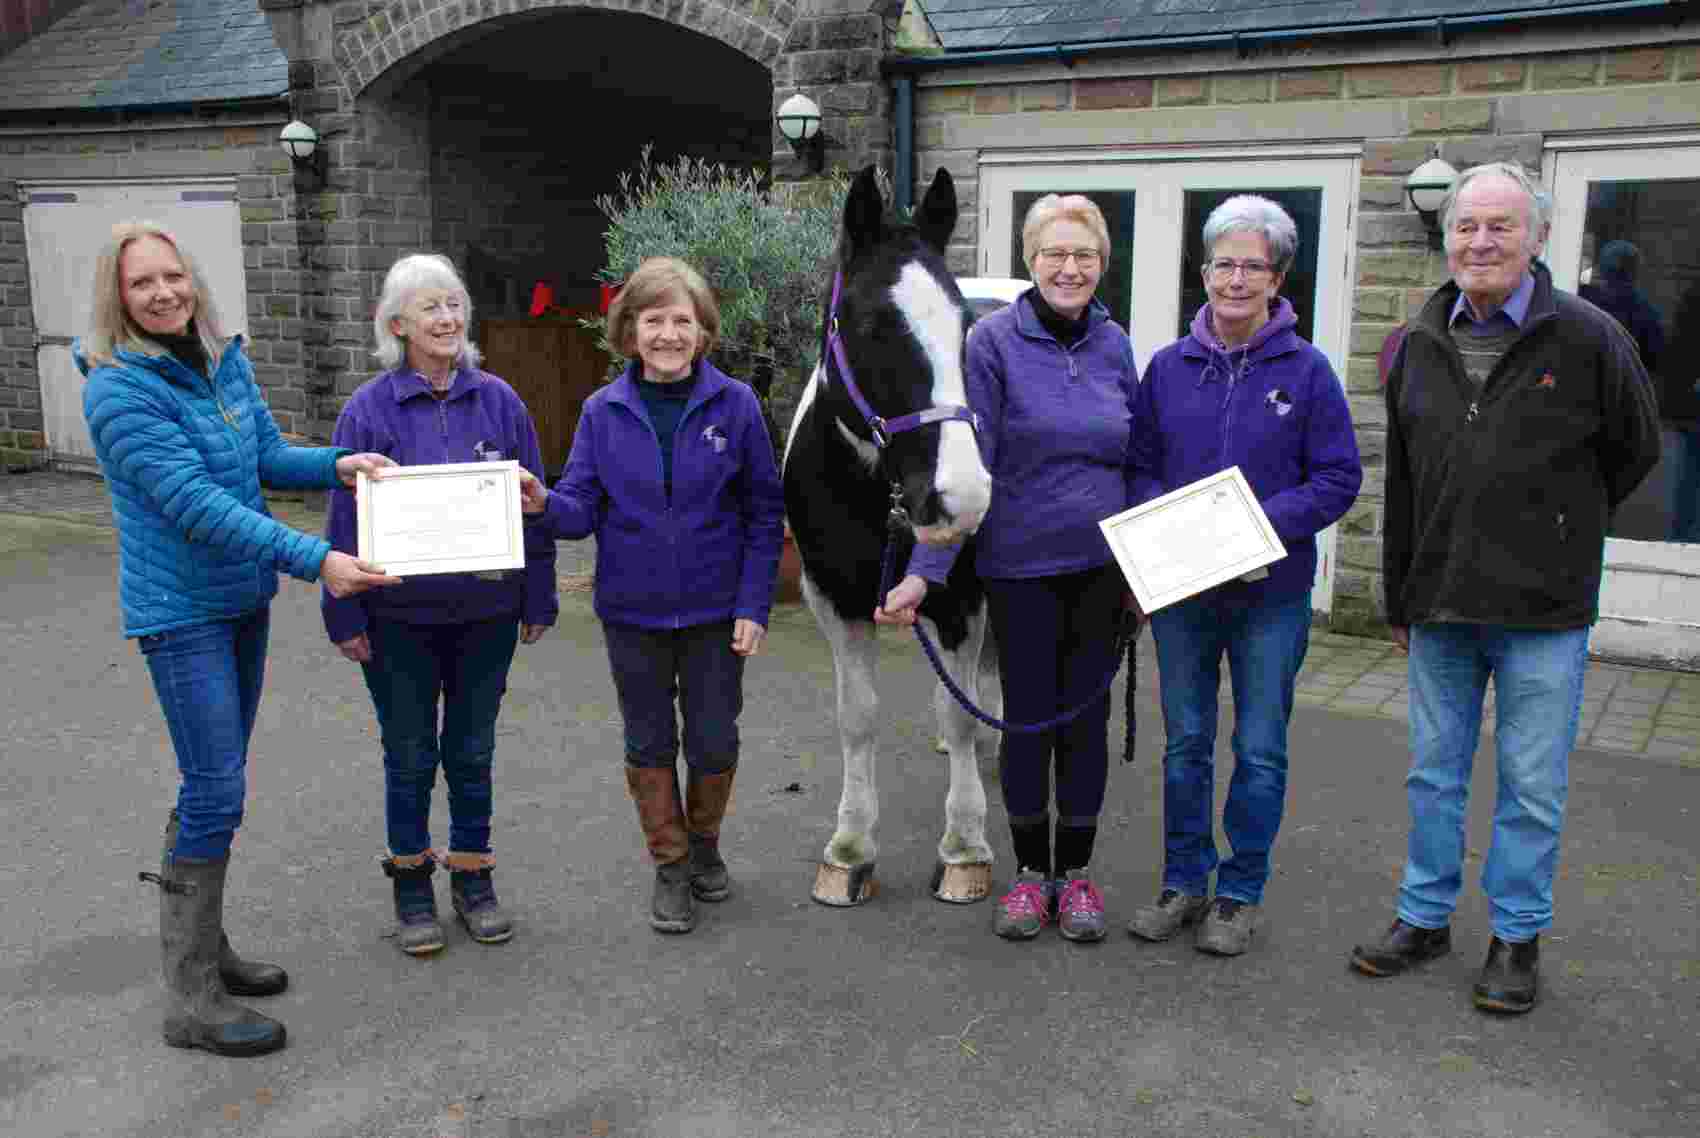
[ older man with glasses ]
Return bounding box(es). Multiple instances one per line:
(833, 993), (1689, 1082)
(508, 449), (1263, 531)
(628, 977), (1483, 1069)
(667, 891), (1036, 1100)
(1351, 163), (1660, 1013)
(1125, 194), (1362, 957)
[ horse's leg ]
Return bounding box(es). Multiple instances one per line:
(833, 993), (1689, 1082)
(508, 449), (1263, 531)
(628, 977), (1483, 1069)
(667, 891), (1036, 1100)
(804, 575), (881, 907)
(927, 602), (995, 903)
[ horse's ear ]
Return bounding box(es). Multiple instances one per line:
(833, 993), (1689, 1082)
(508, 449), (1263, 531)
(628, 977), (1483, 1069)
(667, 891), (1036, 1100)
(914, 169), (958, 256)
(843, 165), (885, 256)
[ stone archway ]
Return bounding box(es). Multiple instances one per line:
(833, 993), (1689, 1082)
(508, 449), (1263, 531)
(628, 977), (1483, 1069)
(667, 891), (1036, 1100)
(331, 0), (792, 101)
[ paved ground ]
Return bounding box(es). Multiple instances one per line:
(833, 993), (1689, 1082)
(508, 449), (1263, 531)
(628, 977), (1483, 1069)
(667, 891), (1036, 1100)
(1, 472), (1697, 1138)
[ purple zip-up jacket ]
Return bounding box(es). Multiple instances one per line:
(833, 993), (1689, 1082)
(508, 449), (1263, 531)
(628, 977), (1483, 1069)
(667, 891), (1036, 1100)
(1128, 299), (1362, 605)
(322, 366), (559, 644)
(533, 359), (784, 630)
(911, 288), (1139, 582)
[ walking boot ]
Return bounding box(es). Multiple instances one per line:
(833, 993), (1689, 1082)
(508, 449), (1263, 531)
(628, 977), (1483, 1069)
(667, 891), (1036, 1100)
(627, 766), (694, 933)
(1472, 935), (1539, 1014)
(446, 852), (513, 945)
(1350, 918), (1452, 978)
(381, 853), (446, 956)
(685, 766), (737, 902)
(144, 856), (286, 1057)
(163, 811), (286, 997)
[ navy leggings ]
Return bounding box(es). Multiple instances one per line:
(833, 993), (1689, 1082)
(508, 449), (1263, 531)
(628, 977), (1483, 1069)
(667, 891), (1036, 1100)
(984, 565), (1124, 827)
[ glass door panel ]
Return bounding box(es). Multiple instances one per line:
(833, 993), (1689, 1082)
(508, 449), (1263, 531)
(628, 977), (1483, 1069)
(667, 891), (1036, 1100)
(1548, 145), (1700, 667)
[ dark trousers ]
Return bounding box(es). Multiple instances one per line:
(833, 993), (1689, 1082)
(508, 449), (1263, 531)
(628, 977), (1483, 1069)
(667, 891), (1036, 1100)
(984, 565), (1123, 827)
(602, 620), (744, 773)
(360, 615), (520, 856)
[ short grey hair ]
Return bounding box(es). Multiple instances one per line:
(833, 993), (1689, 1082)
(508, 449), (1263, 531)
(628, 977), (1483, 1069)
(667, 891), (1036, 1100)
(372, 253), (481, 372)
(1201, 195), (1298, 275)
(1440, 161), (1551, 240)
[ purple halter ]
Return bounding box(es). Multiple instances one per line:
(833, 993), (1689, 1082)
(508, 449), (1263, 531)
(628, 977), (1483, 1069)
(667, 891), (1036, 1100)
(826, 270), (979, 449)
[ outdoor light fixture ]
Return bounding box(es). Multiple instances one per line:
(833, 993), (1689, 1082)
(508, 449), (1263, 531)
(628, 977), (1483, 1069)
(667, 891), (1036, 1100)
(775, 93), (824, 173)
(279, 119), (326, 185)
(1406, 155), (1459, 250)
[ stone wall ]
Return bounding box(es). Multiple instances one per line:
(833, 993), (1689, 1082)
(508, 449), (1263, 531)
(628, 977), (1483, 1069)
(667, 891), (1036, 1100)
(0, 177), (40, 471)
(912, 41), (1700, 635)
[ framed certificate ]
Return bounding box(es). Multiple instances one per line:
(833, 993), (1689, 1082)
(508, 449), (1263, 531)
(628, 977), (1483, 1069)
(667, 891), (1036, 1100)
(1099, 466), (1286, 613)
(356, 460), (526, 577)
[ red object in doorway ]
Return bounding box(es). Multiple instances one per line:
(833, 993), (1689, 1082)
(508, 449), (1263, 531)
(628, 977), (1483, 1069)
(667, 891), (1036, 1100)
(528, 281), (556, 318)
(599, 281), (624, 315)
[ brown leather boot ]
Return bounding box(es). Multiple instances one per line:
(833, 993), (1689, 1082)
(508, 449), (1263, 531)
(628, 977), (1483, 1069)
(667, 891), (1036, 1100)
(626, 766), (693, 933)
(685, 766), (737, 902)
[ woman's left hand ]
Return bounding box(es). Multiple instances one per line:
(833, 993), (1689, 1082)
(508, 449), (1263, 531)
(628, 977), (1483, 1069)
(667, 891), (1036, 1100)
(520, 623), (548, 644)
(336, 452), (398, 487)
(732, 618), (766, 657)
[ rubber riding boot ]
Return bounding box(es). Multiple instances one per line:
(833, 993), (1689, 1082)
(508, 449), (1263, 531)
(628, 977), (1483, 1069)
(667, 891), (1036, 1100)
(446, 852), (514, 944)
(382, 853), (446, 956)
(163, 810), (286, 997)
(145, 856), (287, 1056)
(627, 765), (694, 933)
(685, 765), (737, 902)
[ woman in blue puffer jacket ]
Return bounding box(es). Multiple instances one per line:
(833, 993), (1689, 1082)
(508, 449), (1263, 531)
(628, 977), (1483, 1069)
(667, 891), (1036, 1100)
(80, 221), (398, 1058)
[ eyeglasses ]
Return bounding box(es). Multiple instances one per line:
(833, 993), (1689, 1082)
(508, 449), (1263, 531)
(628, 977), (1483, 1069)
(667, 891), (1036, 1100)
(1036, 247), (1101, 269)
(1207, 258), (1275, 282)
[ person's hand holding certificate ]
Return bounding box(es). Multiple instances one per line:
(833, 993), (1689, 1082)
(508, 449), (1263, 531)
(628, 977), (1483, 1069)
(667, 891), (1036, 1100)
(356, 460), (527, 577)
(1099, 467), (1285, 614)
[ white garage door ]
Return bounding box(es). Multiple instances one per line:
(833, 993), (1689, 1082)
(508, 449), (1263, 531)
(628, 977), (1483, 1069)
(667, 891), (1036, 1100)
(23, 181), (248, 471)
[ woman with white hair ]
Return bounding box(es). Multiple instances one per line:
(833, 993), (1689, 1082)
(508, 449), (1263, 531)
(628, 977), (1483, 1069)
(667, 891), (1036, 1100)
(1125, 195), (1361, 956)
(879, 193), (1140, 945)
(323, 253), (558, 957)
(81, 220), (399, 1057)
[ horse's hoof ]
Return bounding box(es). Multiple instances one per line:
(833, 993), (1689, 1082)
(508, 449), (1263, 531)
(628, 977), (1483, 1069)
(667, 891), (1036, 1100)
(812, 862), (878, 907)
(930, 860), (992, 904)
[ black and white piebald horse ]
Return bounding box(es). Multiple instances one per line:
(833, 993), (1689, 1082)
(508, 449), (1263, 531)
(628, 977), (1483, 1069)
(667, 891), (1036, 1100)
(782, 167), (1000, 906)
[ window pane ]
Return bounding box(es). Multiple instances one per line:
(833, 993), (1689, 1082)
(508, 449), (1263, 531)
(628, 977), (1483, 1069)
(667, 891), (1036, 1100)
(1177, 188), (1323, 345)
(1010, 190), (1135, 332)
(1577, 178), (1700, 543)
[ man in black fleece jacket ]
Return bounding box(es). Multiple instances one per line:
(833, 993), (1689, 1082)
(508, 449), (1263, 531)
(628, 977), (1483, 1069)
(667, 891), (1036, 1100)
(1349, 163), (1660, 1014)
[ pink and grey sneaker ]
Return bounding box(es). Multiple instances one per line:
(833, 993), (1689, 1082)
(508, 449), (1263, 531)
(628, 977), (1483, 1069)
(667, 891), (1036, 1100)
(994, 869), (1056, 940)
(1057, 869), (1107, 943)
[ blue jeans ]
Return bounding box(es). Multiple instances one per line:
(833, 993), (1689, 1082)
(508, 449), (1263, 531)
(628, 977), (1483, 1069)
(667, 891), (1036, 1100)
(1668, 424), (1700, 543)
(1398, 622), (1589, 943)
(139, 608), (271, 861)
(1149, 590), (1312, 905)
(360, 616), (520, 857)
(602, 620), (743, 773)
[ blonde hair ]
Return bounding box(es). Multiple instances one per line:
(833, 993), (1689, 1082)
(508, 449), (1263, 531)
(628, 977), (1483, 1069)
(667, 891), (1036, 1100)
(1021, 194), (1112, 274)
(606, 257), (721, 361)
(372, 253), (481, 371)
(86, 220), (226, 368)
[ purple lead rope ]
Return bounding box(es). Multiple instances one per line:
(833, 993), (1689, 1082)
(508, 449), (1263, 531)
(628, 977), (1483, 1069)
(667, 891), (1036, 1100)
(878, 517), (1140, 761)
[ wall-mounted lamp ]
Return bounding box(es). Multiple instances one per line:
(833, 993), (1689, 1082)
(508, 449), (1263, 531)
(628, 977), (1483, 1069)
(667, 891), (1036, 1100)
(775, 93), (824, 174)
(1405, 156), (1459, 250)
(279, 119), (326, 186)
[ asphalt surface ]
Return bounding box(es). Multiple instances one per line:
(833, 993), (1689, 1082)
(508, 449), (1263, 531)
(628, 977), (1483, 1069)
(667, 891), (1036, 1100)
(1, 507), (1697, 1138)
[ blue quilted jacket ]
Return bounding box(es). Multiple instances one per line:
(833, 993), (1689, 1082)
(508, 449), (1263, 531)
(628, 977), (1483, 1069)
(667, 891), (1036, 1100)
(79, 336), (347, 638)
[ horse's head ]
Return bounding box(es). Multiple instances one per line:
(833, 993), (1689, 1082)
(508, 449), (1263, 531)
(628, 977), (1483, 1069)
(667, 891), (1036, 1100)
(823, 167), (992, 544)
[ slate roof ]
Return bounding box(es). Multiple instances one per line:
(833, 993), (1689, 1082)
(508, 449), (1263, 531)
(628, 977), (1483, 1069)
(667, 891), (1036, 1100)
(923, 0), (1626, 52)
(0, 0), (287, 112)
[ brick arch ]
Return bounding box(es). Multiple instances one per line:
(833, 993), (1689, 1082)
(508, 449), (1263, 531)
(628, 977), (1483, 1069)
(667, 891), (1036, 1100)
(333, 0), (794, 100)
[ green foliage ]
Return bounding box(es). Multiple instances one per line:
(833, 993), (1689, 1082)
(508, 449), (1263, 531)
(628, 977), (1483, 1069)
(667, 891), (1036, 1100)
(587, 148), (861, 444)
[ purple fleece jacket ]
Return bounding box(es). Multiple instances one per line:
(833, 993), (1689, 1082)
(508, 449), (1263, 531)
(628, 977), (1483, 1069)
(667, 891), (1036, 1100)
(911, 288), (1140, 583)
(322, 366), (559, 643)
(1128, 299), (1362, 605)
(533, 359), (784, 630)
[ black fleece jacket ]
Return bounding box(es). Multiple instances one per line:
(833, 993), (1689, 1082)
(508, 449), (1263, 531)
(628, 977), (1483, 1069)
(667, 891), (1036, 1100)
(1383, 261), (1661, 630)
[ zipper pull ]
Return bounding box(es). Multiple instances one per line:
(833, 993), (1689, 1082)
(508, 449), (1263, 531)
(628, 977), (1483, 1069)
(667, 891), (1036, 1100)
(1465, 400), (1479, 424)
(1067, 354), (1078, 379)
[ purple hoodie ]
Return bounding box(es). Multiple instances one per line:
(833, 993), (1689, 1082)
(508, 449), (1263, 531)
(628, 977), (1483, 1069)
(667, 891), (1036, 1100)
(322, 366), (559, 644)
(1127, 299), (1362, 605)
(911, 288), (1140, 583)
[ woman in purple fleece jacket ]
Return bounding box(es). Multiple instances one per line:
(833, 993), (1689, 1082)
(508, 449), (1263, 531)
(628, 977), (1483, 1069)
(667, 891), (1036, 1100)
(1124, 196), (1361, 957)
(323, 253), (558, 957)
(520, 257), (785, 936)
(881, 194), (1140, 944)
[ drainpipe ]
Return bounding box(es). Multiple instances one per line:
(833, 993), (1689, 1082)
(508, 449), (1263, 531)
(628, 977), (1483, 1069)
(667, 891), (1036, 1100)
(893, 74), (914, 215)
